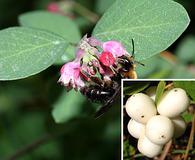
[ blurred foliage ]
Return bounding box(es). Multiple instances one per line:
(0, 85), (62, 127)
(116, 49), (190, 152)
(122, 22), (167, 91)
(176, 36), (195, 64)
(0, 0), (195, 159)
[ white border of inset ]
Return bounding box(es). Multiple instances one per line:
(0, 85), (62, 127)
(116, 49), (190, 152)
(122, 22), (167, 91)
(121, 79), (195, 160)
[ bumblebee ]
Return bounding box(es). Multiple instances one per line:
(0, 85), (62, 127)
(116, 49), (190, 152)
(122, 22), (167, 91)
(80, 39), (141, 118)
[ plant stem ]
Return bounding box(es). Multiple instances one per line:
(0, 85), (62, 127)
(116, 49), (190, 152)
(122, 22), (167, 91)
(72, 1), (99, 23)
(5, 134), (52, 160)
(165, 82), (174, 90)
(159, 140), (172, 160)
(183, 113), (195, 160)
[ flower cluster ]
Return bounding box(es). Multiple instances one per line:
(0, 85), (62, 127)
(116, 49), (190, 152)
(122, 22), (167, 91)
(59, 35), (136, 91)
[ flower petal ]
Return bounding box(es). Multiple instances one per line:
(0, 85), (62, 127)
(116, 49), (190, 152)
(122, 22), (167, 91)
(103, 41), (126, 57)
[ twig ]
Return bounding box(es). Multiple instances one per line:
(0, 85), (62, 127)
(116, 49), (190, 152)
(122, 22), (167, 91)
(165, 82), (174, 90)
(159, 140), (172, 160)
(6, 134), (52, 160)
(183, 114), (195, 160)
(6, 127), (67, 160)
(72, 1), (99, 23)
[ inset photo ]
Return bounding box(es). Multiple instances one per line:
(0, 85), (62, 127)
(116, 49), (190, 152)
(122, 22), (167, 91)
(122, 80), (195, 160)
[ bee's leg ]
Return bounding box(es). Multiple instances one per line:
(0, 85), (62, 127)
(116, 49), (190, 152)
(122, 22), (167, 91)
(109, 65), (119, 75)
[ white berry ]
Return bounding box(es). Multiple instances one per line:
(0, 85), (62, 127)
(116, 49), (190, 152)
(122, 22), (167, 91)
(172, 116), (186, 138)
(145, 86), (157, 101)
(125, 93), (157, 124)
(127, 119), (145, 139)
(146, 115), (174, 145)
(157, 88), (190, 118)
(138, 134), (163, 158)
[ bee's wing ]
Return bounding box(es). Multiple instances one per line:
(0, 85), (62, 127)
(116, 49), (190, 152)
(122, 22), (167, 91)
(94, 85), (121, 119)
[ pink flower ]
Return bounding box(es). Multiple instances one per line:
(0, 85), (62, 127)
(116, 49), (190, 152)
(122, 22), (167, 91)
(75, 49), (85, 61)
(103, 41), (126, 57)
(58, 61), (84, 90)
(59, 37), (131, 92)
(88, 37), (103, 47)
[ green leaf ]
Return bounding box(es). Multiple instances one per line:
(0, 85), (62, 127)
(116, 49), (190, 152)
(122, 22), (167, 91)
(136, 55), (161, 78)
(0, 27), (67, 80)
(54, 45), (75, 65)
(52, 90), (86, 123)
(149, 69), (171, 79)
(19, 11), (80, 43)
(182, 112), (193, 123)
(155, 81), (166, 104)
(175, 36), (195, 64)
(123, 81), (150, 95)
(136, 55), (174, 78)
(123, 140), (136, 157)
(19, 11), (81, 64)
(93, 0), (190, 61)
(174, 81), (195, 101)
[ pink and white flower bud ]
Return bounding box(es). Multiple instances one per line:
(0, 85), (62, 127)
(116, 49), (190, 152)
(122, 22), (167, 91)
(88, 37), (103, 48)
(58, 61), (84, 90)
(103, 41), (126, 58)
(75, 49), (85, 61)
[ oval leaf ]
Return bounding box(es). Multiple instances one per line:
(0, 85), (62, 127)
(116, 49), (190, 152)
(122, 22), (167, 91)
(19, 11), (81, 43)
(93, 0), (190, 61)
(0, 27), (68, 80)
(155, 81), (166, 105)
(19, 11), (81, 64)
(123, 81), (150, 95)
(52, 90), (86, 123)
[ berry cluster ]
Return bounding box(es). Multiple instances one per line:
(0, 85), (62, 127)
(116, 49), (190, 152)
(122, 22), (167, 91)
(125, 87), (190, 158)
(59, 35), (136, 93)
